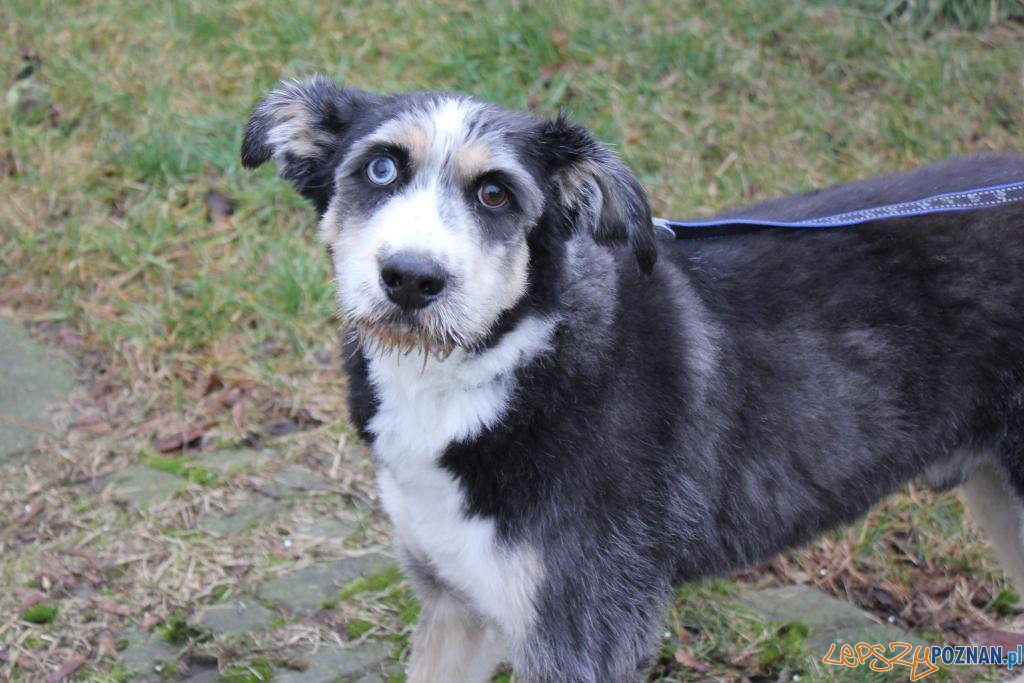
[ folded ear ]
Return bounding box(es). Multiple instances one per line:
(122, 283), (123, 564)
(539, 113), (656, 273)
(241, 74), (371, 214)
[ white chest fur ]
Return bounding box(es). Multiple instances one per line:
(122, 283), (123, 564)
(366, 315), (556, 641)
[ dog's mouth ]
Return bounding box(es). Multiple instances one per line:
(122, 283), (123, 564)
(350, 317), (458, 360)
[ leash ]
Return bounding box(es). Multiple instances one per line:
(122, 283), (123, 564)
(654, 179), (1024, 240)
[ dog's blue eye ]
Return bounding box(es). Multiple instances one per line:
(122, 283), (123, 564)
(366, 156), (398, 185)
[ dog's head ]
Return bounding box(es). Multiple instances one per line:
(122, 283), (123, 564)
(242, 75), (654, 355)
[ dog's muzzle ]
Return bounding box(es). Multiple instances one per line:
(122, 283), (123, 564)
(379, 252), (448, 311)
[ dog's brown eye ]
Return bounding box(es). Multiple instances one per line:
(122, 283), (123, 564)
(477, 182), (509, 209)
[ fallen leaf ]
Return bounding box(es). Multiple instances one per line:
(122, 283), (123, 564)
(18, 500), (45, 524)
(204, 190), (235, 223)
(98, 482), (116, 504)
(97, 631), (117, 658)
(93, 596), (130, 617)
(57, 326), (84, 347)
(222, 387), (245, 408)
(917, 576), (954, 596)
(204, 372), (224, 395)
(71, 413), (112, 435)
(283, 657), (311, 671)
(20, 47), (41, 64)
(153, 421), (211, 453)
(17, 587), (47, 614)
(975, 629), (1024, 650)
(47, 655), (85, 682)
(229, 562), (252, 578)
(66, 547), (98, 563)
(142, 612), (161, 631)
(0, 150), (18, 178)
(550, 28), (569, 49)
(16, 48), (41, 79)
(123, 414), (169, 437)
(266, 418), (296, 437)
(870, 587), (895, 609)
(231, 402), (245, 430)
(656, 72), (680, 90)
(674, 649), (710, 673)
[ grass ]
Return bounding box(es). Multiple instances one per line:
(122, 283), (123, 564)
(22, 603), (58, 626)
(1, 0), (1023, 681)
(143, 454), (219, 486)
(217, 657), (273, 683)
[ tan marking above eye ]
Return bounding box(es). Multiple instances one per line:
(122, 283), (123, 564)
(453, 142), (494, 181)
(392, 124), (429, 162)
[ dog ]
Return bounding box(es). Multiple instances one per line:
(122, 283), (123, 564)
(241, 75), (1024, 682)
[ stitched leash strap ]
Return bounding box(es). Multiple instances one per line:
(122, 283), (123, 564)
(654, 179), (1024, 240)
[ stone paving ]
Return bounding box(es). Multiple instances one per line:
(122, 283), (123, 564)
(195, 600), (277, 637)
(107, 466), (191, 512)
(1, 317), (398, 681)
(0, 316), (935, 681)
(257, 555), (393, 616)
(738, 585), (928, 654)
(0, 317), (75, 463)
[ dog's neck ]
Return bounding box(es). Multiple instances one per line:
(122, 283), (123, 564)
(356, 235), (617, 454)
(362, 314), (557, 473)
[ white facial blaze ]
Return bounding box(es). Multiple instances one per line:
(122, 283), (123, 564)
(333, 180), (471, 326)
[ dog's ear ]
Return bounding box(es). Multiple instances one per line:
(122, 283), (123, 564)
(539, 113), (656, 273)
(242, 74), (370, 213)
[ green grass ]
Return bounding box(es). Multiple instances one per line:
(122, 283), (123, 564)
(2, 1), (1023, 681)
(346, 618), (375, 640)
(338, 566), (404, 601)
(158, 613), (205, 645)
(218, 657), (273, 683)
(143, 454), (219, 485)
(22, 602), (57, 625)
(4, 0), (1022, 364)
(78, 665), (135, 683)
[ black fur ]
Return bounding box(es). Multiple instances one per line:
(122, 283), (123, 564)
(243, 78), (1024, 682)
(538, 113), (657, 273)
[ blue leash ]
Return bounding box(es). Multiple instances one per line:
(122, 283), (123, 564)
(654, 179), (1024, 240)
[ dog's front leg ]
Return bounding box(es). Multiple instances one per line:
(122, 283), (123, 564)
(407, 588), (506, 683)
(515, 629), (649, 683)
(513, 579), (664, 683)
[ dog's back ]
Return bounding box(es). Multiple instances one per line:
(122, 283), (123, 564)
(708, 152), (1024, 223)
(653, 153), (1024, 575)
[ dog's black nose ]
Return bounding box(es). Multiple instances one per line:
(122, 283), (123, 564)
(379, 253), (448, 310)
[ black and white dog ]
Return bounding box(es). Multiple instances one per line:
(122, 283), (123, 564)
(242, 75), (1024, 682)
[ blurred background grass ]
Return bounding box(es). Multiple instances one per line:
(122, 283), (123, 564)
(4, 0), (1024, 359)
(2, 1), (1024, 680)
